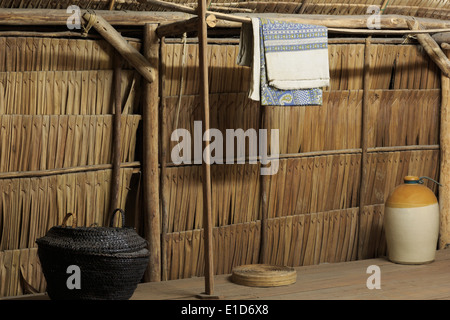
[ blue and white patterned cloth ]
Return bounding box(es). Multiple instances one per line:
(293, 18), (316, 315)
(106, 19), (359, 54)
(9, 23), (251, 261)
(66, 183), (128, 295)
(237, 18), (329, 106)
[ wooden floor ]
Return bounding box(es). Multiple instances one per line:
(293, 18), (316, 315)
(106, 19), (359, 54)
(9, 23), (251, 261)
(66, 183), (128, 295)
(6, 249), (450, 300)
(131, 249), (450, 300)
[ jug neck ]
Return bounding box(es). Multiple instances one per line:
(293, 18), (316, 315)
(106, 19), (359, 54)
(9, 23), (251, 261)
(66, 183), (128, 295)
(404, 176), (420, 184)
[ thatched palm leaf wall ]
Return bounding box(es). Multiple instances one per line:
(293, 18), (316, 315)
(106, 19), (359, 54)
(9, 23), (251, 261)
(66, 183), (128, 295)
(0, 36), (142, 296)
(159, 40), (440, 280)
(0, 0), (447, 296)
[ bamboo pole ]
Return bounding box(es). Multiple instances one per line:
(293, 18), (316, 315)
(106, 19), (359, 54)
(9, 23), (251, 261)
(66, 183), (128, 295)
(259, 107), (269, 264)
(109, 51), (122, 220)
(440, 47), (450, 249)
(142, 24), (161, 282)
(0, 162), (140, 180)
(198, 0), (215, 298)
(164, 37), (410, 45)
(82, 11), (156, 84)
(159, 36), (169, 281)
(357, 37), (371, 260)
(160, 145), (440, 168)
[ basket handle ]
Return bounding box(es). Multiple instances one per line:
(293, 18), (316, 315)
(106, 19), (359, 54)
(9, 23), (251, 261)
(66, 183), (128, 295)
(61, 213), (77, 228)
(110, 208), (125, 227)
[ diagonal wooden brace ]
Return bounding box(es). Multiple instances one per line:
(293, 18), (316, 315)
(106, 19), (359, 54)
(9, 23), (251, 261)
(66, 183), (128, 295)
(407, 19), (450, 78)
(83, 11), (156, 83)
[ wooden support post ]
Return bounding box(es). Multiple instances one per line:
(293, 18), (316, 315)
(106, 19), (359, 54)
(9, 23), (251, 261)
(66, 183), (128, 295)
(109, 52), (122, 221)
(357, 37), (371, 260)
(159, 37), (169, 281)
(440, 48), (450, 250)
(143, 24), (161, 282)
(83, 11), (155, 84)
(259, 107), (269, 264)
(407, 19), (450, 78)
(197, 0), (216, 298)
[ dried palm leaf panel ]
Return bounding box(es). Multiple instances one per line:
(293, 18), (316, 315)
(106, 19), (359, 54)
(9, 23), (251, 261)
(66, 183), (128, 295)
(359, 204), (386, 260)
(263, 155), (361, 218)
(0, 168), (135, 251)
(162, 93), (261, 165)
(0, 70), (141, 115)
(163, 93), (361, 165)
(163, 207), (358, 280)
(0, 248), (45, 298)
(0, 114), (141, 172)
(0, 37), (140, 72)
(162, 42), (250, 97)
(361, 150), (439, 207)
(265, 90), (363, 154)
(162, 153), (361, 233)
(262, 209), (359, 268)
(366, 89), (440, 148)
(368, 44), (440, 90)
(162, 43), (366, 97)
(164, 220), (261, 280)
(162, 163), (261, 233)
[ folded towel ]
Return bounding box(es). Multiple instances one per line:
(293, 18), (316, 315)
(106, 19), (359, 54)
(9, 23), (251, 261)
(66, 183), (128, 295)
(237, 18), (329, 106)
(262, 19), (330, 90)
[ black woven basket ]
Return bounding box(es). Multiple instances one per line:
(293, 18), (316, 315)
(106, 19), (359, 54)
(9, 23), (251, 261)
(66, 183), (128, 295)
(36, 209), (150, 300)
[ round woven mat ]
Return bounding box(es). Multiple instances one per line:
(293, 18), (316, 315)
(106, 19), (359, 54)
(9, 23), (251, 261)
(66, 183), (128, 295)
(231, 264), (297, 287)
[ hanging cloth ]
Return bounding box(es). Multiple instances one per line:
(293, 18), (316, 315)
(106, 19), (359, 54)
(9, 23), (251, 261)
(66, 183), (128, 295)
(237, 18), (330, 106)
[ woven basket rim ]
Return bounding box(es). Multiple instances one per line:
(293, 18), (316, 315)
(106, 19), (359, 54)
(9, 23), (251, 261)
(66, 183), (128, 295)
(37, 245), (150, 257)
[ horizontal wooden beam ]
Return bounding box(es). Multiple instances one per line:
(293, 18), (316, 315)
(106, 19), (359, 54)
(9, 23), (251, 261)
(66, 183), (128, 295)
(139, 0), (450, 30)
(0, 8), (449, 31)
(0, 8), (192, 26)
(156, 14), (217, 38)
(213, 14), (450, 30)
(328, 27), (450, 35)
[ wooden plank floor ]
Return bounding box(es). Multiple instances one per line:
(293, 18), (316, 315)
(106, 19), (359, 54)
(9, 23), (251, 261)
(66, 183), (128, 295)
(5, 249), (450, 300)
(131, 249), (450, 300)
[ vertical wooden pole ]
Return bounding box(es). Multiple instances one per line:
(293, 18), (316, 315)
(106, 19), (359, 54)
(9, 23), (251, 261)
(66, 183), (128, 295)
(159, 36), (169, 281)
(357, 36), (371, 260)
(109, 51), (122, 221)
(259, 107), (269, 264)
(143, 23), (161, 282)
(198, 0), (215, 296)
(440, 49), (450, 249)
